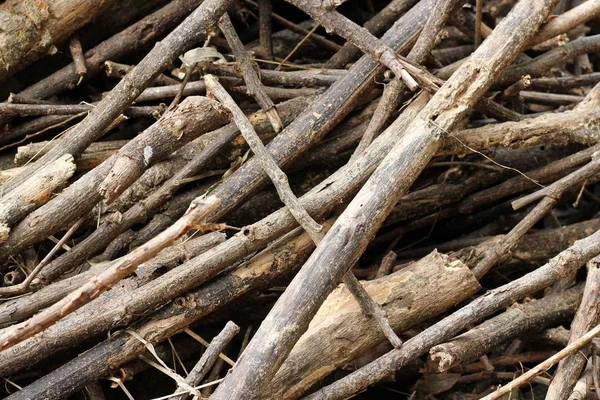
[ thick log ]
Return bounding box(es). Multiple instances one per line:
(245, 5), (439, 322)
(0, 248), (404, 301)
(266, 251), (480, 399)
(0, 154), (75, 242)
(0, 0), (119, 82)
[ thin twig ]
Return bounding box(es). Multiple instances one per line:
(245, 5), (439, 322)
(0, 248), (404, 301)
(0, 217), (84, 296)
(481, 324), (600, 400)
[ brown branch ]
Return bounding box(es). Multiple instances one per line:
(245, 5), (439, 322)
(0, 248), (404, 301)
(0, 102), (161, 117)
(0, 0), (233, 195)
(242, 0), (341, 52)
(0, 154), (75, 243)
(0, 92), (427, 380)
(282, 0), (423, 90)
(306, 226), (600, 400)
(0, 0), (207, 132)
(210, 0), (559, 397)
(169, 321), (239, 400)
(205, 74), (323, 241)
(98, 96), (229, 203)
(546, 257), (600, 399)
(0, 97), (229, 263)
(324, 0), (419, 68)
(482, 324), (600, 400)
(429, 285), (582, 372)
(68, 36), (87, 80)
(0, 0), (119, 82)
(257, 0), (274, 60)
(471, 151), (600, 278)
(512, 154), (600, 211)
(0, 217), (83, 297)
(219, 13), (282, 132)
(0, 196), (219, 351)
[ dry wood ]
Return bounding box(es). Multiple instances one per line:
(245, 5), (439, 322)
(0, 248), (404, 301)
(68, 36), (87, 79)
(0, 0), (119, 82)
(324, 0), (418, 68)
(442, 108), (600, 155)
(207, 74), (402, 348)
(0, 0), (206, 132)
(0, 195), (219, 350)
(529, 0), (600, 47)
(203, 63), (343, 88)
(98, 97), (229, 203)
(35, 96), (311, 286)
(3, 0), (432, 311)
(0, 232), (225, 328)
(2, 220), (329, 399)
(0, 96), (229, 264)
(14, 140), (127, 166)
(307, 225), (600, 399)
(567, 359), (593, 400)
(546, 257), (600, 399)
(0, 153), (75, 243)
(265, 251), (480, 399)
(0, 0), (234, 195)
(211, 1), (560, 397)
(0, 102), (161, 117)
(351, 0), (460, 160)
(169, 321), (239, 400)
(471, 152), (600, 278)
(206, 75), (323, 241)
(4, 0), (600, 397)
(218, 14), (283, 132)
(512, 155), (600, 210)
(242, 0), (341, 52)
(282, 0), (423, 90)
(481, 324), (600, 400)
(0, 93), (427, 381)
(104, 61), (179, 86)
(0, 217), (83, 297)
(429, 285), (582, 372)
(257, 0), (274, 60)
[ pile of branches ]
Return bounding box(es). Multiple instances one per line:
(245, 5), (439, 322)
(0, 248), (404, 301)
(2, 0), (600, 398)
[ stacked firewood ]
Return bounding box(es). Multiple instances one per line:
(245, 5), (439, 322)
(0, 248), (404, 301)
(1, 0), (600, 398)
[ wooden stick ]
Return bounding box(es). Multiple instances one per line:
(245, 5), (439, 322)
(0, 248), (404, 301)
(210, 1), (559, 398)
(68, 36), (87, 81)
(1, 0), (233, 195)
(481, 324), (600, 400)
(0, 217), (83, 297)
(282, 0), (422, 90)
(205, 75), (323, 241)
(512, 154), (600, 210)
(429, 286), (582, 372)
(546, 257), (600, 399)
(0, 196), (219, 351)
(0, 0), (119, 81)
(257, 0), (274, 60)
(307, 226), (600, 400)
(0, 154), (75, 243)
(324, 0), (419, 68)
(219, 13), (283, 132)
(169, 321), (239, 400)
